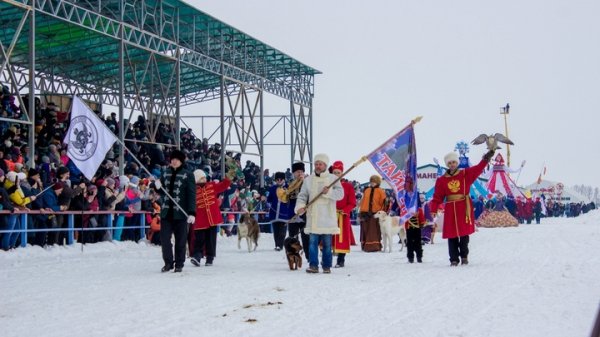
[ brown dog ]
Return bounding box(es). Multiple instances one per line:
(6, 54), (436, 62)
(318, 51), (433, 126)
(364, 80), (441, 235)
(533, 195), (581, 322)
(284, 236), (303, 270)
(238, 213), (260, 252)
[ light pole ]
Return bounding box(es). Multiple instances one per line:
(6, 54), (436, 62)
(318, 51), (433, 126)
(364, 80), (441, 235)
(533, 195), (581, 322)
(500, 103), (511, 167)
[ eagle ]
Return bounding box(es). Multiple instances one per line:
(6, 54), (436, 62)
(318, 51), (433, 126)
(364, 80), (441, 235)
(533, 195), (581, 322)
(471, 133), (514, 151)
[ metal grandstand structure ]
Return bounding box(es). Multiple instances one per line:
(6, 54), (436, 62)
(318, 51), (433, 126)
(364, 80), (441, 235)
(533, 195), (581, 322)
(0, 0), (319, 183)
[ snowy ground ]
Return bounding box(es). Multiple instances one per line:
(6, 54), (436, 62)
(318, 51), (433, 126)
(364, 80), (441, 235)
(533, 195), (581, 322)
(1, 212), (599, 337)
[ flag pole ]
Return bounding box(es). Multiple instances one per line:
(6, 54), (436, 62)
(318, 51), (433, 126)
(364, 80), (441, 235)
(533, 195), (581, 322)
(34, 184), (55, 198)
(113, 136), (190, 218)
(287, 156), (368, 224)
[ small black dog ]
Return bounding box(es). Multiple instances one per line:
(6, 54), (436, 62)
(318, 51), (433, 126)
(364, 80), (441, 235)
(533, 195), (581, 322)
(283, 236), (303, 270)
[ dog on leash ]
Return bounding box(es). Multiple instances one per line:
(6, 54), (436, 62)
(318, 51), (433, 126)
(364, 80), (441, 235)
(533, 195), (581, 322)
(283, 236), (303, 270)
(374, 210), (407, 253)
(237, 213), (260, 252)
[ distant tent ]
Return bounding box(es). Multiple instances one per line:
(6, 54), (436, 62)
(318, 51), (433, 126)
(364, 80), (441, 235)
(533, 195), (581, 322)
(525, 179), (590, 203)
(484, 153), (525, 198)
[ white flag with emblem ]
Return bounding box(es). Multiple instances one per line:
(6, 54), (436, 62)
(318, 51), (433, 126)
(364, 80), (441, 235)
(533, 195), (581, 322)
(63, 96), (117, 180)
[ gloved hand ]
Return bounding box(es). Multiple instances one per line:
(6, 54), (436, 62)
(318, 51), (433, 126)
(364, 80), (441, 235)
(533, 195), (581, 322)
(187, 215), (195, 224)
(153, 180), (162, 190)
(483, 150), (495, 161)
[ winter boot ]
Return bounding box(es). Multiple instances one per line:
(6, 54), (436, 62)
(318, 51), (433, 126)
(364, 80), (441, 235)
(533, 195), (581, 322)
(461, 257), (469, 265)
(306, 266), (319, 273)
(417, 256), (422, 263)
(450, 261), (459, 267)
(190, 256), (202, 267)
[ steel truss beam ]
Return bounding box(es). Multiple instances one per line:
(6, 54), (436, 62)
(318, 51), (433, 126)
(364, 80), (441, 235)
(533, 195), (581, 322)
(7, 0), (314, 106)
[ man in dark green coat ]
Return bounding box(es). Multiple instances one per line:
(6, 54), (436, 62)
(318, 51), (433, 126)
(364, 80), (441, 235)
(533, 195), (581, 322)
(154, 149), (196, 273)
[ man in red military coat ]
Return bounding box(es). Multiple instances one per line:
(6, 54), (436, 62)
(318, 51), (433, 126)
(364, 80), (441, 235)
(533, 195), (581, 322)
(430, 149), (494, 266)
(189, 169), (232, 267)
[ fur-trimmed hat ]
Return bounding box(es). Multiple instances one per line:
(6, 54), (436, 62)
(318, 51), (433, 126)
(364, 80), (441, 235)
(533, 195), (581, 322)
(274, 172), (286, 180)
(444, 152), (459, 166)
(331, 160), (344, 172)
(194, 169), (206, 183)
(314, 153), (329, 166)
(291, 162), (305, 173)
(370, 175), (382, 185)
(170, 149), (186, 163)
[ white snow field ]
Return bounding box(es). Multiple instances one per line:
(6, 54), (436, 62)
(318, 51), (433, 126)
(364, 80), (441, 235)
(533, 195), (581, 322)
(1, 211), (599, 337)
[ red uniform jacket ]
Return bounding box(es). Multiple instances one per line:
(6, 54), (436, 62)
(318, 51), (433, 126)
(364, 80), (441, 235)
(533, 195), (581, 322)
(193, 179), (231, 230)
(333, 180), (357, 253)
(430, 159), (488, 239)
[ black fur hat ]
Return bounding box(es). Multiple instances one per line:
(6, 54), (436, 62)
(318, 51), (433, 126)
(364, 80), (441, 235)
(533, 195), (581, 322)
(291, 162), (305, 172)
(170, 149), (186, 163)
(274, 172), (285, 180)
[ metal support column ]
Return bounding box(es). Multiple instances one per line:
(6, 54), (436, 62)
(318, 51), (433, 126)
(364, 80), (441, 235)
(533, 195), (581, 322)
(27, 1), (36, 169)
(219, 65), (225, 179)
(259, 88), (264, 187)
(118, 1), (125, 175)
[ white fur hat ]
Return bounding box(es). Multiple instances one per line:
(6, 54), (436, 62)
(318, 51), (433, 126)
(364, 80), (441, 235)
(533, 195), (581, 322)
(193, 169), (206, 183)
(444, 152), (459, 166)
(6, 171), (17, 183)
(314, 153), (330, 166)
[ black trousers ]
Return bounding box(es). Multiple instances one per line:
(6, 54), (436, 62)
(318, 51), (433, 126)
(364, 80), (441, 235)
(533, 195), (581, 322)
(406, 227), (423, 260)
(447, 235), (469, 263)
(288, 222), (309, 259)
(192, 226), (218, 261)
(160, 218), (188, 268)
(272, 221), (287, 249)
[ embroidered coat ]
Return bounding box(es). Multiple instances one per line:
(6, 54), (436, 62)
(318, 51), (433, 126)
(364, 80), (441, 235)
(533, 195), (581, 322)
(159, 166), (196, 221)
(192, 179), (231, 230)
(430, 159), (488, 239)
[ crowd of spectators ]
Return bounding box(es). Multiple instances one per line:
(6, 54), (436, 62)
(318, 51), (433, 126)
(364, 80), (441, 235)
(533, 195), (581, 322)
(0, 85), (365, 250)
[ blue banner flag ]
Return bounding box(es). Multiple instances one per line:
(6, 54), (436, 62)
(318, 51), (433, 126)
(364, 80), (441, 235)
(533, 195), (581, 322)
(367, 123), (418, 224)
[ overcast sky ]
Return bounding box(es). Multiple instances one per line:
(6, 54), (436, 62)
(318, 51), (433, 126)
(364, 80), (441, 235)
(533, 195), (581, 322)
(186, 0), (600, 189)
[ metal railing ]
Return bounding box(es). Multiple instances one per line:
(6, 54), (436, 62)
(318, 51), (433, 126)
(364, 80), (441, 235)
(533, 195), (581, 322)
(0, 210), (269, 249)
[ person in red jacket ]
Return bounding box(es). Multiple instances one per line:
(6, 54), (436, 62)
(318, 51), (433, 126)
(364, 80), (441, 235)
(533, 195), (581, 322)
(330, 161), (357, 268)
(430, 149), (494, 266)
(190, 169), (232, 267)
(405, 205), (426, 263)
(524, 198), (534, 224)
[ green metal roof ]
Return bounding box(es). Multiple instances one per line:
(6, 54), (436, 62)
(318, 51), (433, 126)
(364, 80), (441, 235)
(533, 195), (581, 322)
(0, 0), (319, 106)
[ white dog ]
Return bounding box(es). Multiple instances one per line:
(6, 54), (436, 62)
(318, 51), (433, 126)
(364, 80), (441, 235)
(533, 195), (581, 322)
(237, 213), (260, 252)
(374, 210), (407, 253)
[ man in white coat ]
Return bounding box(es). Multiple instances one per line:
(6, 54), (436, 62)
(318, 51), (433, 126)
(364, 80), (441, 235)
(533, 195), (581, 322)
(295, 153), (344, 274)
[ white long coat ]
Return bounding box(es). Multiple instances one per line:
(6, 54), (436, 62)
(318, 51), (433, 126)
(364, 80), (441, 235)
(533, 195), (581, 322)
(294, 171), (344, 235)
